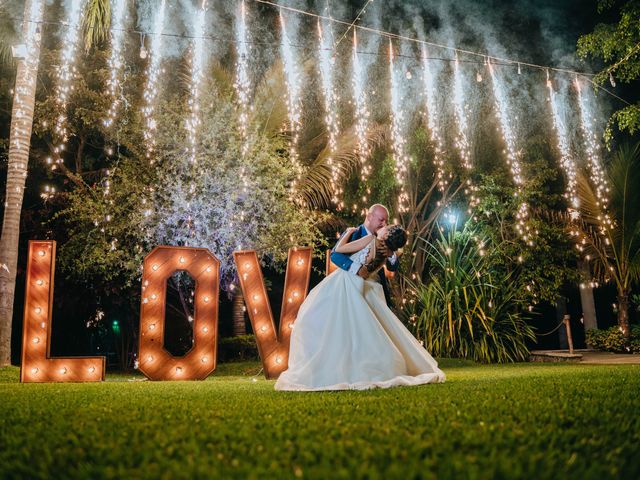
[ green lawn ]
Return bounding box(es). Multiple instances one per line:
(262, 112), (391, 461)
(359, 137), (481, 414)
(1, 360), (638, 479)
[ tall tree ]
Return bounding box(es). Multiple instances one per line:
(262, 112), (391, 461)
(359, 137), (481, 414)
(0, 0), (110, 365)
(0, 0), (44, 366)
(577, 0), (640, 140)
(576, 142), (640, 339)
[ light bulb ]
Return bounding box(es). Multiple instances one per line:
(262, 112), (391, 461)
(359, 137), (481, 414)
(149, 323), (156, 330)
(31, 367), (38, 374)
(176, 366), (182, 374)
(202, 326), (209, 333)
(179, 257), (186, 264)
(201, 357), (208, 363)
(36, 279), (44, 286)
(60, 367), (67, 374)
(203, 296), (209, 303)
(260, 325), (267, 332)
(35, 307), (42, 314)
(38, 250), (45, 257)
(32, 337), (40, 344)
(147, 355), (154, 362)
(88, 366), (96, 373)
(152, 264), (159, 271)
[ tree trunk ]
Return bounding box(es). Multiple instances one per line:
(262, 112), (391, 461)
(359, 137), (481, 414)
(0, 0), (45, 366)
(232, 290), (246, 336)
(617, 290), (631, 341)
(578, 260), (598, 334)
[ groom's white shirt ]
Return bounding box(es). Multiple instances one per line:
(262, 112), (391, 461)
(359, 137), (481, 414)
(347, 225), (398, 279)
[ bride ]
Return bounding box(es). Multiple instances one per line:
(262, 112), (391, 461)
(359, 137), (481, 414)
(275, 224), (445, 391)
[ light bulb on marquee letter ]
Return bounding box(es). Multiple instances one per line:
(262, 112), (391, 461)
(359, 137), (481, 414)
(138, 246), (220, 381)
(233, 247), (312, 379)
(20, 241), (106, 383)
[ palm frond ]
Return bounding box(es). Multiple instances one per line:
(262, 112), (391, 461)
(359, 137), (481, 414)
(0, 7), (17, 66)
(249, 60), (289, 137)
(296, 123), (388, 209)
(82, 0), (111, 51)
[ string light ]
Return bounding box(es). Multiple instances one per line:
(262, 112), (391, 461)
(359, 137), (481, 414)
(547, 77), (579, 218)
(318, 17), (341, 206)
(575, 78), (612, 233)
(488, 59), (529, 241)
(388, 39), (410, 213)
(350, 29), (372, 214)
(452, 53), (479, 213)
(421, 46), (448, 194)
(185, 0), (207, 166)
(50, 0), (85, 171)
(235, 0), (251, 153)
(103, 0), (128, 128)
(141, 0), (167, 164)
(279, 11), (304, 198)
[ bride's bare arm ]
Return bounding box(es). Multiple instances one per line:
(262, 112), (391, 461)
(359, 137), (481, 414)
(334, 230), (375, 254)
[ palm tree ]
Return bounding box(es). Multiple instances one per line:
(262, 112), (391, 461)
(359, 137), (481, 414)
(576, 142), (640, 340)
(0, 0), (109, 365)
(0, 0), (45, 366)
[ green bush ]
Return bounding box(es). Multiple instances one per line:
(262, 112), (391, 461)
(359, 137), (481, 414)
(218, 335), (260, 362)
(586, 326), (640, 353)
(405, 227), (536, 363)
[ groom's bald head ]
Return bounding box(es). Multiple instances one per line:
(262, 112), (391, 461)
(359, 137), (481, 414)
(365, 204), (389, 234)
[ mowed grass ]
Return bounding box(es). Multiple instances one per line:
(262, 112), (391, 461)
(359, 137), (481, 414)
(1, 360), (639, 479)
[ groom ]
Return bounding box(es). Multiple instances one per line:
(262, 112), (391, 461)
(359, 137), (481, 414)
(331, 204), (400, 305)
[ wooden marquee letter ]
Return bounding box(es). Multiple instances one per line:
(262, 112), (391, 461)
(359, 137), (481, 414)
(138, 246), (220, 380)
(326, 250), (338, 275)
(234, 247), (312, 379)
(20, 241), (105, 383)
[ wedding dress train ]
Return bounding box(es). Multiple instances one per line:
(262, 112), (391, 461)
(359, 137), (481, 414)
(274, 264), (445, 391)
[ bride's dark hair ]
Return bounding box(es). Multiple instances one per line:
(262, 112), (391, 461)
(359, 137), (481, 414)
(385, 225), (407, 251)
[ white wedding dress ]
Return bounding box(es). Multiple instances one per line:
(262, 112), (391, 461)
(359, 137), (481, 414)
(275, 240), (445, 391)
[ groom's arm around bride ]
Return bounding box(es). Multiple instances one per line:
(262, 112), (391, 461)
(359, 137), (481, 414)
(330, 204), (400, 304)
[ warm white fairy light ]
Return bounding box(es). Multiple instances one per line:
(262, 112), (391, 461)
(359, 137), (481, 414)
(388, 39), (410, 213)
(181, 1), (208, 241)
(318, 18), (341, 206)
(350, 29), (372, 213)
(421, 46), (448, 194)
(452, 54), (473, 173)
(452, 54), (479, 213)
(51, 0), (85, 170)
(103, 0), (128, 128)
(575, 78), (612, 233)
(8, 0), (43, 213)
(233, 0), (252, 236)
(279, 11), (303, 195)
(487, 59), (530, 242)
(185, 0), (207, 167)
(547, 77), (579, 217)
(141, 0), (167, 164)
(235, 0), (251, 155)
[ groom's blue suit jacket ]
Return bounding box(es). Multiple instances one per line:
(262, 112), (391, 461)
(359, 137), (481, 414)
(330, 224), (399, 304)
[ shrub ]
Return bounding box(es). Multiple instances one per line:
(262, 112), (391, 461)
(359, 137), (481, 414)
(218, 335), (260, 362)
(586, 325), (640, 353)
(405, 227), (536, 363)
